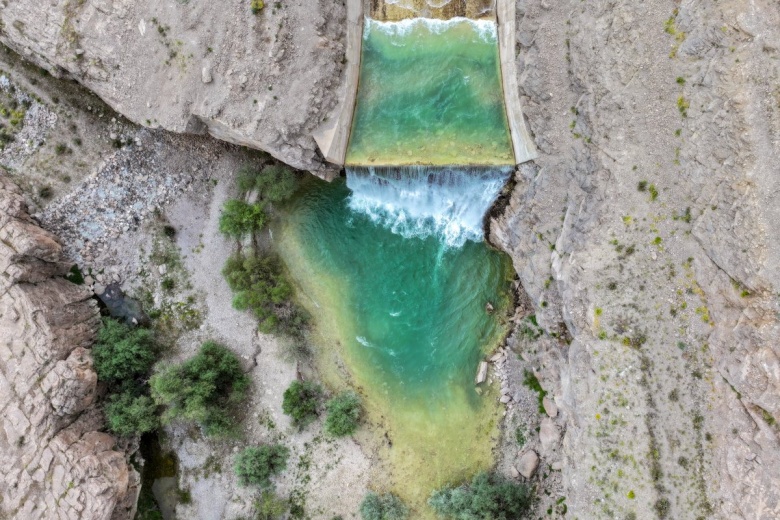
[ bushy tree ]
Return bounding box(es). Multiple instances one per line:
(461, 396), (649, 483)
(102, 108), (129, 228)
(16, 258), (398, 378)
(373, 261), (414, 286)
(150, 341), (249, 437)
(360, 492), (408, 520)
(105, 392), (158, 437)
(325, 391), (361, 437)
(428, 472), (533, 520)
(219, 199), (268, 238)
(254, 165), (300, 203)
(236, 164), (300, 203)
(222, 253), (295, 333)
(92, 318), (156, 382)
(234, 445), (290, 488)
(282, 380), (321, 426)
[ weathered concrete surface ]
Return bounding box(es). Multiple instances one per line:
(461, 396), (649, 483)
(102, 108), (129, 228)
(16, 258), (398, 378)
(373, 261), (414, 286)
(491, 0), (780, 518)
(312, 0), (363, 166)
(0, 1), (348, 179)
(497, 0), (537, 164)
(0, 174), (138, 520)
(369, 0), (495, 21)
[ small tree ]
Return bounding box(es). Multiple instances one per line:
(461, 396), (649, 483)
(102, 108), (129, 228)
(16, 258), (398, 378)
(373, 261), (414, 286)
(234, 445), (290, 488)
(428, 472), (533, 519)
(254, 165), (300, 203)
(360, 492), (408, 520)
(105, 392), (158, 437)
(92, 318), (156, 383)
(282, 380), (321, 426)
(325, 391), (362, 437)
(222, 253), (293, 333)
(219, 199), (268, 238)
(151, 341), (249, 437)
(255, 490), (287, 520)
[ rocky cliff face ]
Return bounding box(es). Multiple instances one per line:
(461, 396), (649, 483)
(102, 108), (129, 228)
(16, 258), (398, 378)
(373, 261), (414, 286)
(491, 0), (780, 518)
(0, 174), (138, 519)
(0, 0), (347, 178)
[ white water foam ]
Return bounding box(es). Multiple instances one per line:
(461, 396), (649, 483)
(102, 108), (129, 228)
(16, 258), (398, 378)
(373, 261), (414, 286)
(346, 166), (512, 248)
(364, 16), (497, 43)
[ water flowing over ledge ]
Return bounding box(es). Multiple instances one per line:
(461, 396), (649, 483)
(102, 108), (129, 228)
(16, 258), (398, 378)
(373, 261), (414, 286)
(346, 166), (512, 248)
(364, 16), (497, 42)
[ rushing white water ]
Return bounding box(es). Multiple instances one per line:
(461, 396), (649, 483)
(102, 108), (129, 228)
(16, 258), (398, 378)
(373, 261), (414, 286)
(346, 166), (512, 248)
(364, 16), (497, 43)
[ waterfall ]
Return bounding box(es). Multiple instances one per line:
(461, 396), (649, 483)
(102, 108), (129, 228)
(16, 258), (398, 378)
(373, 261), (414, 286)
(346, 166), (512, 248)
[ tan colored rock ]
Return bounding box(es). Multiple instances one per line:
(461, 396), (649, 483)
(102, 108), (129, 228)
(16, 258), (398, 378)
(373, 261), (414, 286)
(542, 396), (558, 418)
(517, 450), (539, 479)
(0, 174), (138, 520)
(0, 1), (347, 178)
(539, 418), (559, 453)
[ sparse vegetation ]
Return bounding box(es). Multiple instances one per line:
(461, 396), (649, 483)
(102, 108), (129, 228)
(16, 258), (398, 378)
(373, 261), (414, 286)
(254, 490), (288, 520)
(234, 445), (290, 488)
(523, 370), (548, 414)
(325, 391), (362, 437)
(429, 472), (533, 519)
(251, 0), (265, 14)
(360, 492), (409, 520)
(282, 380), (321, 427)
(151, 341), (249, 437)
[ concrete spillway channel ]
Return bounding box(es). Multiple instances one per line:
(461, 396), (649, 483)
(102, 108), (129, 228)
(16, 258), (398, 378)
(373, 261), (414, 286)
(312, 0), (537, 168)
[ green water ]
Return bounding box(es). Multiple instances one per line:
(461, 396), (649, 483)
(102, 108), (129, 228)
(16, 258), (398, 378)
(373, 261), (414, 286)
(277, 177), (513, 509)
(347, 18), (514, 166)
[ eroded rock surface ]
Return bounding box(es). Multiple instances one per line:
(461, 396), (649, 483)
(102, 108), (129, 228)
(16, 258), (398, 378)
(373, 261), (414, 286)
(0, 175), (138, 519)
(492, 0), (780, 518)
(0, 1), (347, 178)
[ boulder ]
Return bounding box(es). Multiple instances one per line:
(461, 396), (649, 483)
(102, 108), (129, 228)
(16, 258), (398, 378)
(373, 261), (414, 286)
(517, 450), (539, 479)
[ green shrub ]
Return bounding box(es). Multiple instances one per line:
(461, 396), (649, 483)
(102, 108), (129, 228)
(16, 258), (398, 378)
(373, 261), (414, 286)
(93, 318), (157, 383)
(219, 199), (268, 238)
(234, 445), (290, 488)
(360, 492), (408, 520)
(325, 391), (361, 437)
(428, 472), (533, 520)
(236, 164), (300, 203)
(150, 341), (249, 437)
(254, 490), (287, 520)
(282, 380), (321, 426)
(251, 0), (265, 14)
(105, 391), (158, 436)
(223, 253), (307, 335)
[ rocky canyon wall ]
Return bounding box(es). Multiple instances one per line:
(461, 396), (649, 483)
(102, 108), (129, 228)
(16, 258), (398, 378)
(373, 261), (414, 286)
(0, 174), (137, 519)
(491, 0), (780, 518)
(0, 0), (347, 178)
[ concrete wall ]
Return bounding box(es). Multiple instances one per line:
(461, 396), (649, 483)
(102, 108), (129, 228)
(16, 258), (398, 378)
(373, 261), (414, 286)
(312, 0), (364, 169)
(496, 0), (538, 164)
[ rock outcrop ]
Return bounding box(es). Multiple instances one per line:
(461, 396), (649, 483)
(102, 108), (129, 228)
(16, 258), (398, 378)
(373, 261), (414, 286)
(0, 1), (347, 178)
(0, 174), (138, 519)
(491, 0), (780, 518)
